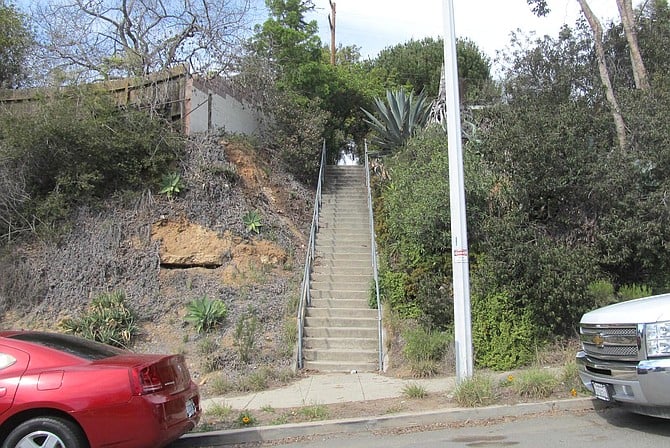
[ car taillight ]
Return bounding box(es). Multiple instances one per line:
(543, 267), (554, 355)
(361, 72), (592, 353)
(131, 365), (164, 395)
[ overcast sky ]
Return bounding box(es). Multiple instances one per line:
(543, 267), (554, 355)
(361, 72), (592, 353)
(308, 0), (628, 63)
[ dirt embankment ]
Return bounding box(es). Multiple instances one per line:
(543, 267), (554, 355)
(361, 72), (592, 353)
(0, 134), (314, 388)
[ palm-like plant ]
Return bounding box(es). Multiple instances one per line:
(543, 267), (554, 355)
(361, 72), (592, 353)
(362, 88), (432, 152)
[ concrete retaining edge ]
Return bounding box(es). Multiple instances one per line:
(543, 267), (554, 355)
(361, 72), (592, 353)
(172, 398), (598, 447)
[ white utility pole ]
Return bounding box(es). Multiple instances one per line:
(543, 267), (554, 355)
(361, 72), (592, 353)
(442, 0), (473, 382)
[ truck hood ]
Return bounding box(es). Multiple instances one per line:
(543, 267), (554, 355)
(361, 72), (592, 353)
(580, 293), (670, 325)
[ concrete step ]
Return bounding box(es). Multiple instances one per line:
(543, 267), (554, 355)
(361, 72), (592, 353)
(304, 337), (378, 350)
(301, 360), (378, 373)
(315, 254), (372, 264)
(304, 316), (377, 328)
(310, 281), (369, 292)
(309, 290), (368, 300)
(316, 246), (371, 256)
(303, 348), (378, 363)
(316, 235), (371, 245)
(311, 273), (371, 284)
(319, 209), (368, 217)
(310, 298), (372, 309)
(312, 266), (373, 276)
(315, 244), (371, 254)
(306, 307), (378, 319)
(303, 325), (377, 339)
(319, 220), (370, 232)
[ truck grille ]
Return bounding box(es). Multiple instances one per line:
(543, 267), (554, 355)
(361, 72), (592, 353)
(580, 324), (640, 361)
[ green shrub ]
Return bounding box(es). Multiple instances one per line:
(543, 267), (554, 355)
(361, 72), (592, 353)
(402, 326), (449, 376)
(587, 279), (616, 307)
(472, 227), (600, 338)
(379, 270), (420, 319)
(402, 383), (428, 399)
(159, 172), (184, 199)
(453, 374), (496, 407)
(234, 306), (258, 363)
(242, 210), (263, 234)
(471, 291), (535, 371)
(511, 368), (558, 398)
(402, 327), (450, 363)
(297, 404), (329, 421)
(60, 290), (137, 347)
(618, 283), (652, 301)
(0, 88), (183, 241)
(185, 296), (228, 333)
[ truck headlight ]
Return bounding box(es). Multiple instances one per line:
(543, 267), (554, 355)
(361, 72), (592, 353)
(646, 321), (670, 357)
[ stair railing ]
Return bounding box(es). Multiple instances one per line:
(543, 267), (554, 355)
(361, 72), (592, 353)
(297, 140), (327, 370)
(365, 141), (384, 372)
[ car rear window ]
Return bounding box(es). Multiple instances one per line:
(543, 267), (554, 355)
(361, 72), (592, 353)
(7, 332), (124, 360)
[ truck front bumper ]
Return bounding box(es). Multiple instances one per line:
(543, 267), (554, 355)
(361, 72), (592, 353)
(576, 350), (670, 409)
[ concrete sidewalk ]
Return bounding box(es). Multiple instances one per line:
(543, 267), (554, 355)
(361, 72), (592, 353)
(171, 369), (599, 447)
(202, 372), (457, 411)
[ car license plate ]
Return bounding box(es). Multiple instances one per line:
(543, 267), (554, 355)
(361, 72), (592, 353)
(186, 399), (196, 418)
(592, 381), (611, 401)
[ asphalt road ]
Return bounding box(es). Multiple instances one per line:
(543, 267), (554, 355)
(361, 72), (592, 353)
(266, 407), (670, 448)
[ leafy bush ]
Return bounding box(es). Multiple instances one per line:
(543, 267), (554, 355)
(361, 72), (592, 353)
(472, 221), (601, 338)
(402, 326), (450, 377)
(453, 374), (496, 407)
(378, 270), (420, 319)
(618, 283), (652, 301)
(402, 383), (428, 399)
(265, 91), (328, 185)
(510, 368), (558, 399)
(159, 172), (184, 199)
(587, 279), (616, 308)
(60, 290), (137, 347)
(0, 87), (183, 241)
(472, 291), (535, 371)
(234, 307), (258, 364)
(185, 296), (228, 333)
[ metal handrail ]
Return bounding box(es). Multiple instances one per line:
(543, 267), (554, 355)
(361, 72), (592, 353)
(365, 141), (384, 371)
(297, 140), (327, 369)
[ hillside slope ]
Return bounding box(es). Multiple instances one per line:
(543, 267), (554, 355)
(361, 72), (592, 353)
(0, 134), (314, 391)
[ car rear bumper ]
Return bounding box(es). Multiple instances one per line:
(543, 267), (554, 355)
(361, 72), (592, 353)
(80, 385), (201, 448)
(576, 350), (670, 408)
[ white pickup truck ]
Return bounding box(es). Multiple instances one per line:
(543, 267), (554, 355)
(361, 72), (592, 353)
(576, 293), (670, 418)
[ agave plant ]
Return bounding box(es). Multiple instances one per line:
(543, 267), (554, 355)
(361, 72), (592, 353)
(362, 88), (432, 152)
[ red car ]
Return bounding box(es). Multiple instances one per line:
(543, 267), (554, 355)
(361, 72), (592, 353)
(0, 331), (201, 448)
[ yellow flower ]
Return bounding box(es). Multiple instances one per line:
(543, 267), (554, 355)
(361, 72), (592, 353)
(242, 416), (251, 424)
(507, 375), (514, 383)
(571, 388), (578, 397)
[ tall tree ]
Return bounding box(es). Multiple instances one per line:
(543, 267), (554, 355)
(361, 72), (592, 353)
(616, 0), (650, 90)
(577, 0), (627, 150)
(527, 0), (628, 150)
(371, 37), (492, 105)
(0, 3), (33, 88)
(30, 0), (253, 81)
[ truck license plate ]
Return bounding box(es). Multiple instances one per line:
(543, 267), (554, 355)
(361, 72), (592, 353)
(186, 399), (196, 418)
(592, 381), (612, 401)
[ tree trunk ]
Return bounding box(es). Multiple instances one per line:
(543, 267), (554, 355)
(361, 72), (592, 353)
(577, 0), (628, 151)
(616, 0), (650, 90)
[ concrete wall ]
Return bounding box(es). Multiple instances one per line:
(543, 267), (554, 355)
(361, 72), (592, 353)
(187, 77), (263, 136)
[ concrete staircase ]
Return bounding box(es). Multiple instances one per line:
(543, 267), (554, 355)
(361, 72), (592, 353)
(302, 165), (379, 372)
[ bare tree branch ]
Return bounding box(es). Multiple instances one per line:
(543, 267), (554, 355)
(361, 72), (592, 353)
(30, 0), (254, 82)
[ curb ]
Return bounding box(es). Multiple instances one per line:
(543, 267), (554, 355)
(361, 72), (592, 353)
(172, 398), (597, 447)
